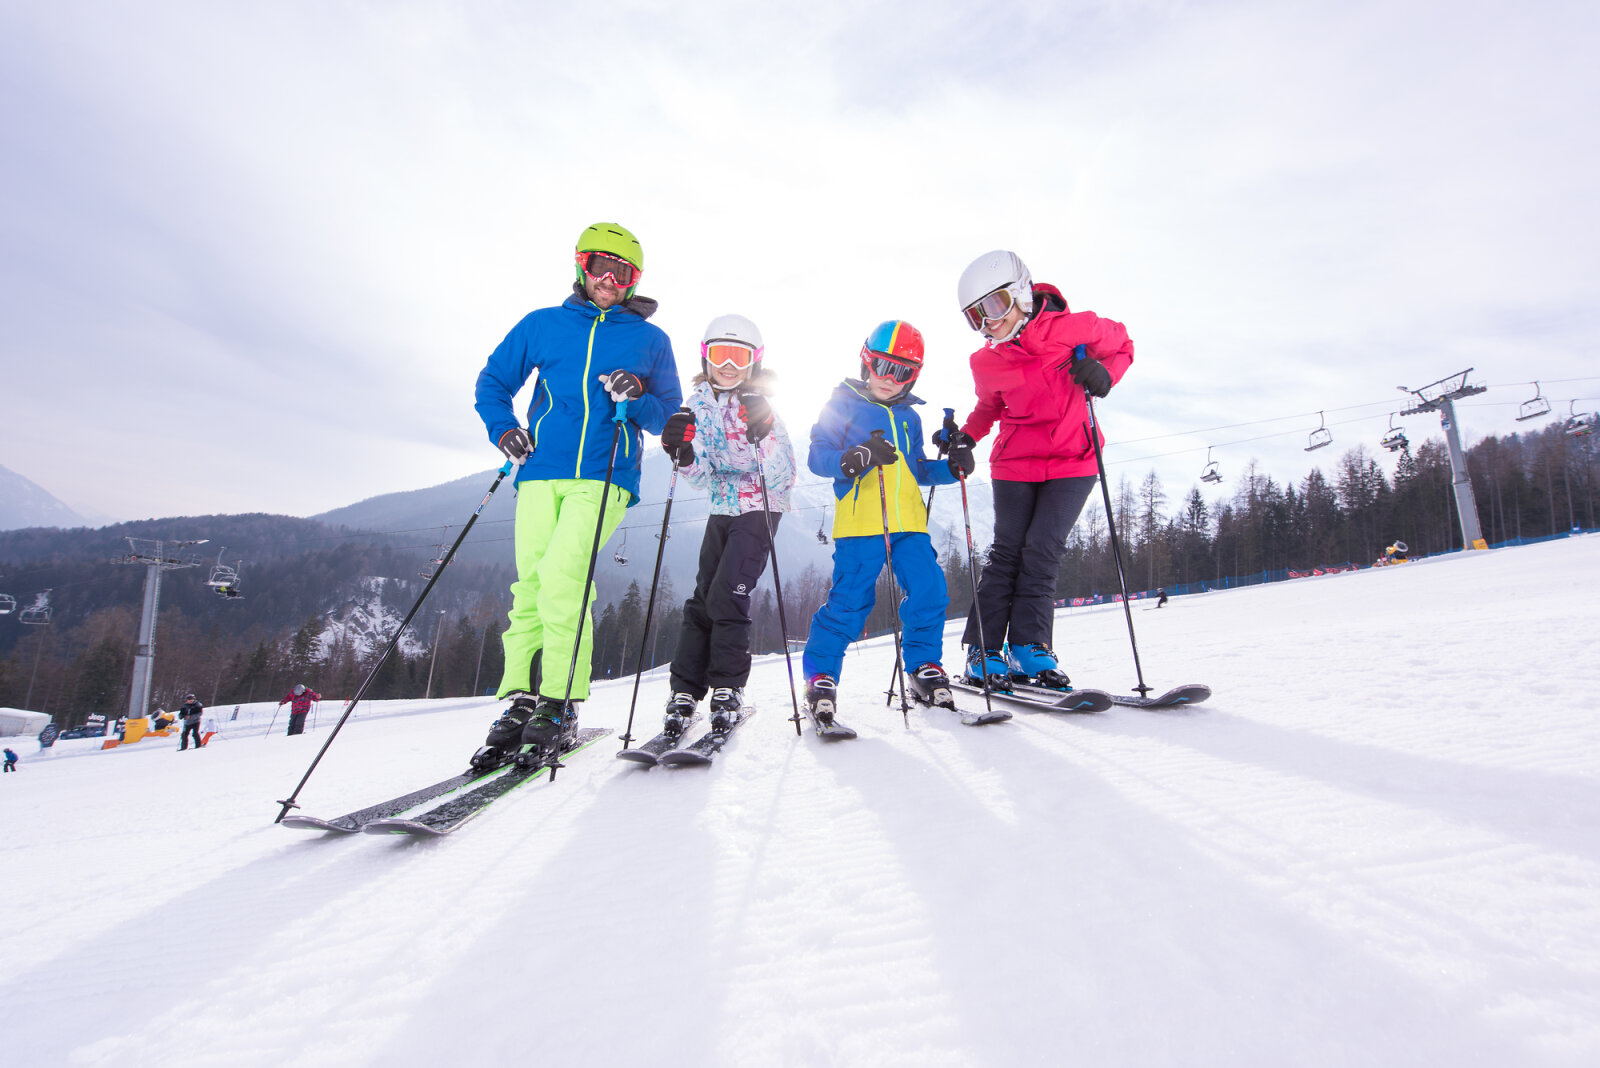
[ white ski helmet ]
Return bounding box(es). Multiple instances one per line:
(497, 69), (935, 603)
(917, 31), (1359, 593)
(700, 313), (765, 374)
(957, 250), (1033, 344)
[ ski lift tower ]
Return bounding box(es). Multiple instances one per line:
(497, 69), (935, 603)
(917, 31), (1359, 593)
(1398, 369), (1488, 550)
(113, 538), (208, 719)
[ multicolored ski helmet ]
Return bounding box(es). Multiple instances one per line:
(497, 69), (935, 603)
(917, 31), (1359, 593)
(859, 320), (925, 387)
(574, 222), (644, 297)
(700, 314), (765, 377)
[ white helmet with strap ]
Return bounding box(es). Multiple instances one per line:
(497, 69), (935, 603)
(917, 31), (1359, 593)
(958, 250), (1034, 345)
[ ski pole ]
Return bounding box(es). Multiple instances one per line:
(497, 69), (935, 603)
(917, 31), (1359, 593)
(1074, 345), (1150, 697)
(755, 449), (805, 736)
(272, 460), (518, 822)
(869, 430), (911, 724)
(311, 700), (320, 731)
(938, 405), (996, 717)
(954, 467), (995, 716)
(264, 703), (281, 739)
(620, 445), (682, 749)
(554, 399), (630, 778)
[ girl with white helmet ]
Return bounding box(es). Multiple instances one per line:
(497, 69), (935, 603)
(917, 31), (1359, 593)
(944, 250), (1135, 691)
(655, 314), (797, 736)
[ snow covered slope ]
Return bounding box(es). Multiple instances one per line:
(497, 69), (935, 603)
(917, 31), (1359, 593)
(3, 535), (1599, 1066)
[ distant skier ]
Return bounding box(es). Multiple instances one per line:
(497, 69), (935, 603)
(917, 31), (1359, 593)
(947, 250), (1134, 691)
(278, 684), (321, 736)
(471, 222), (682, 770)
(656, 314), (796, 738)
(1156, 588), (1169, 608)
(3, 747), (17, 772)
(178, 693), (205, 750)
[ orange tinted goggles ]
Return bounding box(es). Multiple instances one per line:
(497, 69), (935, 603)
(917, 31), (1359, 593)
(704, 342), (756, 370)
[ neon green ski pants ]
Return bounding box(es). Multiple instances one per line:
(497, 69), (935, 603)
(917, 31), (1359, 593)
(498, 478), (629, 702)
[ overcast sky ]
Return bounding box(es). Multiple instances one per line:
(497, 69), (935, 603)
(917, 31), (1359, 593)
(2, 0), (1596, 525)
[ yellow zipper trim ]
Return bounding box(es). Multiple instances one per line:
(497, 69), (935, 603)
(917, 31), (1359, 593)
(577, 309), (606, 478)
(873, 402), (910, 531)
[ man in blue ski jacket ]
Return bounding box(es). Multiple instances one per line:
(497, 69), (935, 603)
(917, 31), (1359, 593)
(471, 222), (683, 767)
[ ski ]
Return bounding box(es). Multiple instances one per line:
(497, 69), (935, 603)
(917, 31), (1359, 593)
(658, 707), (756, 766)
(361, 727), (612, 837)
(280, 766), (509, 833)
(1109, 684), (1212, 708)
(951, 679), (1114, 713)
(911, 692), (1011, 726)
(617, 713), (700, 767)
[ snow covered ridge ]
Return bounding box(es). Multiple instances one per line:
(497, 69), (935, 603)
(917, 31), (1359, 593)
(313, 575), (426, 661)
(4, 535), (1600, 1065)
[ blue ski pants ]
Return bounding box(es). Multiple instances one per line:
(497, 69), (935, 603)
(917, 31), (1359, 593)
(802, 531), (948, 682)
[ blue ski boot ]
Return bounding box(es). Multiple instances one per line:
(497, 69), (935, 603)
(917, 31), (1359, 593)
(963, 647), (1012, 692)
(1006, 643), (1071, 690)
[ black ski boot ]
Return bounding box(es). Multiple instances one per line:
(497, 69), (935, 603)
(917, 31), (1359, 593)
(663, 691), (698, 740)
(708, 687), (743, 732)
(470, 693), (537, 772)
(804, 674), (838, 727)
(516, 697), (576, 767)
(905, 663), (955, 709)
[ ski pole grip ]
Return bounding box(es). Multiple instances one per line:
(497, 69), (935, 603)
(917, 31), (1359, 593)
(613, 397), (630, 424)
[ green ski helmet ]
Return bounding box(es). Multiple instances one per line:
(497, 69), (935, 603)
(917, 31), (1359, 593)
(575, 222), (644, 298)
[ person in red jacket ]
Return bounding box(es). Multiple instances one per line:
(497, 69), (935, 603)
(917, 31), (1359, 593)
(941, 250), (1134, 692)
(278, 683), (322, 736)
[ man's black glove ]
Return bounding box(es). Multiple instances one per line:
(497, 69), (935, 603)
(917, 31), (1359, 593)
(738, 392), (774, 444)
(661, 408), (696, 466)
(497, 427), (532, 463)
(599, 370), (645, 401)
(839, 434), (899, 479)
(947, 440), (975, 478)
(1069, 357), (1112, 399)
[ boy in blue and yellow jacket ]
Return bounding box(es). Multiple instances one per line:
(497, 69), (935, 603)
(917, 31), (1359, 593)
(800, 321), (974, 730)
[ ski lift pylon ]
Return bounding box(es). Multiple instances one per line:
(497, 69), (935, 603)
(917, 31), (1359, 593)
(0, 593), (16, 615)
(1200, 447), (1222, 484)
(1305, 411), (1332, 452)
(1380, 413), (1409, 453)
(18, 589), (52, 625)
(1516, 381), (1552, 422)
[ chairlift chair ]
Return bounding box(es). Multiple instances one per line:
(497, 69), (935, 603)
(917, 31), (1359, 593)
(1516, 381), (1552, 422)
(816, 509), (831, 544)
(19, 590), (52, 625)
(1380, 413), (1409, 453)
(1305, 411), (1332, 452)
(205, 547), (243, 598)
(0, 593), (16, 615)
(1200, 447), (1222, 484)
(419, 528), (449, 580)
(1565, 401), (1598, 438)
(613, 528), (630, 566)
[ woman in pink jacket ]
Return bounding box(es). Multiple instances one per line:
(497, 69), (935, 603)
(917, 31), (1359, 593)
(944, 250), (1133, 691)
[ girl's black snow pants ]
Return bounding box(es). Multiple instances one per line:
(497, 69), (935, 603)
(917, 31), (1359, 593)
(963, 476), (1096, 650)
(669, 511), (780, 696)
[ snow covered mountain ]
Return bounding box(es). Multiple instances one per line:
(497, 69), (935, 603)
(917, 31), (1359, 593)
(0, 463), (91, 530)
(6, 534), (1599, 1065)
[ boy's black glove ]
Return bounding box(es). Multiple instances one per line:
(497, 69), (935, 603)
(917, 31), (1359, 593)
(600, 370), (645, 401)
(1069, 357), (1112, 398)
(947, 440), (975, 478)
(497, 427), (532, 463)
(839, 435), (899, 479)
(661, 409), (696, 466)
(738, 393), (774, 444)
